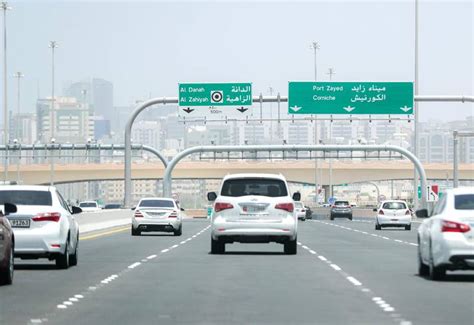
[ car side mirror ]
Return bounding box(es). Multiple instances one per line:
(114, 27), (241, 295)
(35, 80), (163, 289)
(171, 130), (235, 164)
(131, 207), (136, 211)
(71, 206), (82, 214)
(207, 192), (217, 202)
(4, 203), (17, 215)
(180, 207), (185, 211)
(415, 209), (429, 219)
(373, 208), (377, 212)
(292, 192), (301, 201)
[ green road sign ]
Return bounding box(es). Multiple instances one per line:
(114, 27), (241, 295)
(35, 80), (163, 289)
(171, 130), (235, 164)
(288, 82), (413, 115)
(179, 83), (252, 107)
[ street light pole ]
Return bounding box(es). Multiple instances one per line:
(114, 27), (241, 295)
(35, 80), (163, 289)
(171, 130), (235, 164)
(311, 41), (320, 204)
(13, 71), (23, 141)
(49, 41), (58, 186)
(327, 68), (335, 198)
(49, 41), (58, 139)
(2, 1), (10, 182)
(413, 0), (420, 208)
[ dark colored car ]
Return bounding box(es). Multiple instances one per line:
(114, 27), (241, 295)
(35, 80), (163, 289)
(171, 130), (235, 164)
(104, 203), (122, 209)
(304, 206), (313, 219)
(0, 203), (17, 285)
(330, 200), (353, 220)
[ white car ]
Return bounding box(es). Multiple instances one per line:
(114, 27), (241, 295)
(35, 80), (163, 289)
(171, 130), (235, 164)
(78, 201), (102, 212)
(208, 173), (299, 255)
(294, 201), (306, 221)
(374, 200), (412, 230)
(131, 197), (183, 236)
(417, 187), (474, 280)
(0, 185), (81, 269)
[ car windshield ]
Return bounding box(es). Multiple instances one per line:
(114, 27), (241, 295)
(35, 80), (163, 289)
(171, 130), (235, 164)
(221, 178), (288, 197)
(382, 202), (407, 210)
(139, 200), (175, 208)
(80, 202), (97, 208)
(334, 201), (349, 206)
(0, 190), (52, 206)
(454, 194), (474, 210)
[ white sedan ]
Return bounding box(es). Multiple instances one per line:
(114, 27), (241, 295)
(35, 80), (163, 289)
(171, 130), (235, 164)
(375, 200), (412, 230)
(79, 201), (102, 212)
(0, 185), (81, 269)
(294, 201), (306, 221)
(417, 187), (474, 280)
(131, 197), (183, 236)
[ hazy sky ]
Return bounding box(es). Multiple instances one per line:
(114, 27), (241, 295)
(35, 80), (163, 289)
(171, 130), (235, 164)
(5, 0), (474, 123)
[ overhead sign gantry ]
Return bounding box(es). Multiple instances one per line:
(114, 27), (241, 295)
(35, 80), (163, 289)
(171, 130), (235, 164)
(178, 82), (252, 117)
(288, 82), (413, 115)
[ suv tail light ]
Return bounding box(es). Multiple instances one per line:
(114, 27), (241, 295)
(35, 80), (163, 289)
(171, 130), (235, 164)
(214, 202), (234, 213)
(32, 212), (61, 222)
(275, 202), (294, 213)
(134, 210), (143, 218)
(441, 220), (470, 233)
(378, 210), (385, 215)
(169, 211), (178, 218)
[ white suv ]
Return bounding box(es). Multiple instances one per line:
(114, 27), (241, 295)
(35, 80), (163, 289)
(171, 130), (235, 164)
(207, 173), (299, 255)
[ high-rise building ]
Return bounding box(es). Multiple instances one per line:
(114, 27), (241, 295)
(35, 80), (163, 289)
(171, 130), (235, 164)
(36, 97), (94, 143)
(132, 120), (162, 150)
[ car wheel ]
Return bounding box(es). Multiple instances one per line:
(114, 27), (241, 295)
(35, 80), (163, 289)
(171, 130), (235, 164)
(0, 245), (14, 285)
(69, 234), (79, 267)
(211, 237), (225, 254)
(330, 215), (334, 221)
(284, 237), (297, 255)
(174, 225), (182, 236)
(131, 227), (140, 236)
(429, 241), (446, 280)
(417, 245), (429, 276)
(301, 217), (306, 222)
(56, 240), (70, 269)
(348, 215), (353, 221)
(405, 225), (411, 231)
(375, 224), (381, 230)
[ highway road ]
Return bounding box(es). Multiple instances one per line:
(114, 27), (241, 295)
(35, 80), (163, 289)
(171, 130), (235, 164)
(1, 212), (473, 325)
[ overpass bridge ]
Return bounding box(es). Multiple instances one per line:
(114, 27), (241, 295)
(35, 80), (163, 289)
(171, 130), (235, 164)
(6, 161), (473, 185)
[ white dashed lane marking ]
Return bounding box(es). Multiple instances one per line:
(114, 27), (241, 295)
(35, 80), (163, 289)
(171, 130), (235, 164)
(299, 242), (412, 325)
(310, 220), (418, 246)
(39, 225), (212, 322)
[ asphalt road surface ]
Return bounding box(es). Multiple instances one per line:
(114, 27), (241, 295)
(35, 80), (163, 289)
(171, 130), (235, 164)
(1, 215), (473, 325)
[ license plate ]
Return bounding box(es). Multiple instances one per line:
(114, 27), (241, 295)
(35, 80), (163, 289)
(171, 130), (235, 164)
(10, 219), (31, 228)
(391, 219), (399, 222)
(242, 205), (266, 213)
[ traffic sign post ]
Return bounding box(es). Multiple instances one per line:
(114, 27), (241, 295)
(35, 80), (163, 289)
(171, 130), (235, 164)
(179, 83), (252, 117)
(288, 82), (413, 115)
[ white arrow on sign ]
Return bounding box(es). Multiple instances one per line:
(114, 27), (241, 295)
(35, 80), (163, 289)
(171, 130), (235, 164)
(290, 105), (302, 112)
(400, 105), (412, 112)
(343, 105), (355, 113)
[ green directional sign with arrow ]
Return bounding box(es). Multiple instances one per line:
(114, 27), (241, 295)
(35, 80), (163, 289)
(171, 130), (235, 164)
(288, 82), (413, 115)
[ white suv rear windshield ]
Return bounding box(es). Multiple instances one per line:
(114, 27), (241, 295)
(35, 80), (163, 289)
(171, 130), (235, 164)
(221, 178), (288, 197)
(454, 194), (474, 210)
(334, 201), (349, 206)
(139, 200), (175, 208)
(382, 202), (407, 210)
(0, 190), (52, 206)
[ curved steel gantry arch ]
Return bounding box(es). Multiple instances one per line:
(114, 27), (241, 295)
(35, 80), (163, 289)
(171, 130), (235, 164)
(162, 144), (429, 209)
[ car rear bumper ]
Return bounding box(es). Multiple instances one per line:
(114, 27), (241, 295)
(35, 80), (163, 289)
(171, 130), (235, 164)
(330, 211), (352, 218)
(376, 216), (411, 226)
(212, 220), (297, 242)
(132, 217), (181, 232)
(13, 230), (67, 257)
(434, 235), (474, 269)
